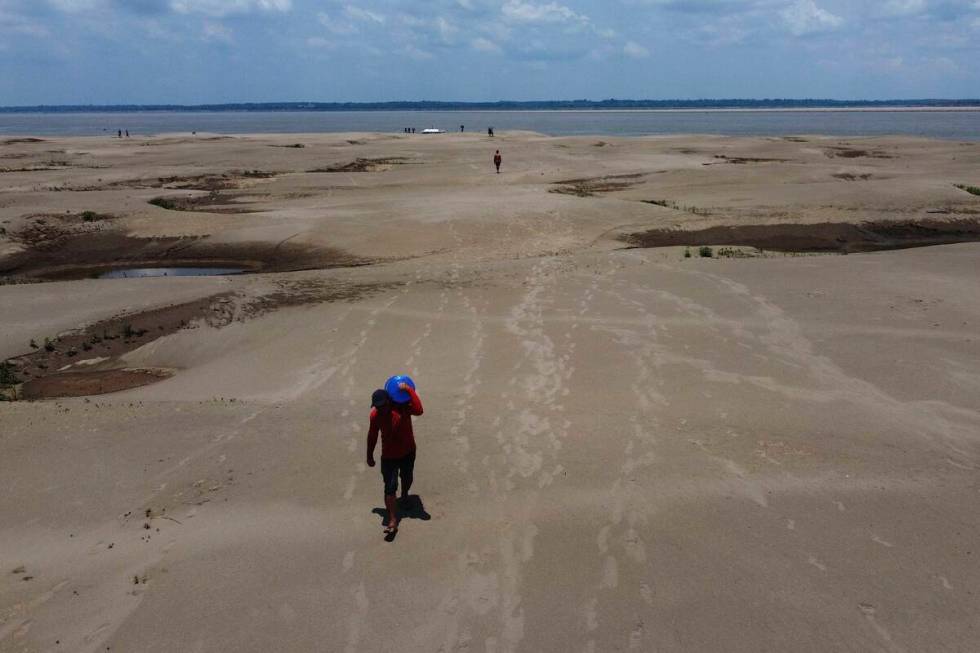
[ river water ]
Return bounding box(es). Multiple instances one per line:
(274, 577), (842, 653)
(2, 109), (979, 140)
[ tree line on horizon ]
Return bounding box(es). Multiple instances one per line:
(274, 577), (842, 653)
(2, 99), (979, 113)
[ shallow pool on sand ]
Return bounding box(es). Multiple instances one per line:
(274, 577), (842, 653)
(98, 267), (246, 279)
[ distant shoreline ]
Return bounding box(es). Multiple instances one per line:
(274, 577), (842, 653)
(2, 100), (980, 115)
(2, 107), (980, 115)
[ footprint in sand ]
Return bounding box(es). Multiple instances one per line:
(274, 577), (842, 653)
(583, 598), (599, 631)
(639, 584), (654, 605)
(872, 534), (895, 548)
(807, 556), (828, 572)
(600, 556), (619, 589)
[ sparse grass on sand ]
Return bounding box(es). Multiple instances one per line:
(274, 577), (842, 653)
(955, 183), (980, 196)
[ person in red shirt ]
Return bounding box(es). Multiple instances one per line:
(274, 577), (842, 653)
(493, 149), (502, 173)
(367, 383), (424, 535)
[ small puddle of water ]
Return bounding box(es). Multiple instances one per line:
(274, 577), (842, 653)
(99, 267), (246, 279)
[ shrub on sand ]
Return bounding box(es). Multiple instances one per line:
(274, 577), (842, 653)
(0, 361), (19, 386)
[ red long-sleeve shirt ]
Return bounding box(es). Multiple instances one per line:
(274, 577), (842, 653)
(367, 387), (423, 460)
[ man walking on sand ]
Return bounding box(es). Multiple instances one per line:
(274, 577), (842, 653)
(493, 149), (502, 174)
(367, 383), (423, 535)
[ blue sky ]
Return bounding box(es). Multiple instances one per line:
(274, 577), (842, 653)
(1, 0), (978, 104)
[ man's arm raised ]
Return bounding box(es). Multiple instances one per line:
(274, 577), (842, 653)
(400, 383), (424, 416)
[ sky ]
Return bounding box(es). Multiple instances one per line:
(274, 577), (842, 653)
(0, 0), (978, 104)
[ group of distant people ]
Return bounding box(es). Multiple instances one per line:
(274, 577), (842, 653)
(400, 126), (495, 136)
(399, 124), (503, 173)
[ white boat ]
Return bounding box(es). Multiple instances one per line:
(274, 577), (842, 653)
(421, 128), (445, 134)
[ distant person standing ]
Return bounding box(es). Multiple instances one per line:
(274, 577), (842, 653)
(460, 125), (465, 133)
(493, 149), (502, 174)
(488, 127), (494, 137)
(125, 130), (129, 138)
(117, 129), (122, 138)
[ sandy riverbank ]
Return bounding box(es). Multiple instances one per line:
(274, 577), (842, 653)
(2, 132), (979, 652)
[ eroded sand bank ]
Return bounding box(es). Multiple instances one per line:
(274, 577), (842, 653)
(2, 132), (979, 652)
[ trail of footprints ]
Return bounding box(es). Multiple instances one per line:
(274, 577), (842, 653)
(425, 256), (577, 653)
(337, 287), (412, 652)
(578, 272), (664, 652)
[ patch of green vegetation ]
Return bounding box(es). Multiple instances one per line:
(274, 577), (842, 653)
(123, 324), (147, 339)
(684, 247), (692, 258)
(149, 197), (178, 210)
(643, 199), (711, 216)
(80, 211), (112, 222)
(715, 247), (757, 258)
(43, 337), (55, 352)
(0, 361), (19, 386)
(954, 183), (980, 196)
(699, 246), (713, 258)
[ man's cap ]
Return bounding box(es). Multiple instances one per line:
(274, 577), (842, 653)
(371, 389), (390, 409)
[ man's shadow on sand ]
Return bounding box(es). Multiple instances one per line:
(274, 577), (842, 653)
(372, 495), (431, 542)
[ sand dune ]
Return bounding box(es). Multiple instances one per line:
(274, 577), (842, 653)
(1, 132), (979, 652)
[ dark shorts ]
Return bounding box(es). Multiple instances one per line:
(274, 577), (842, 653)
(380, 450), (416, 496)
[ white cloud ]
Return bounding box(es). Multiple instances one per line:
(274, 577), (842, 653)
(623, 40), (649, 58)
(472, 36), (501, 52)
(781, 0), (842, 36)
(306, 36), (335, 49)
(501, 0), (588, 24)
(344, 5), (385, 24)
(46, 0), (102, 12)
(0, 8), (50, 37)
(690, 16), (750, 46)
(878, 0), (927, 17)
(863, 53), (964, 77)
(317, 12), (357, 35)
(435, 16), (457, 41)
(402, 44), (433, 59)
(202, 21), (233, 42)
(171, 0), (291, 17)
